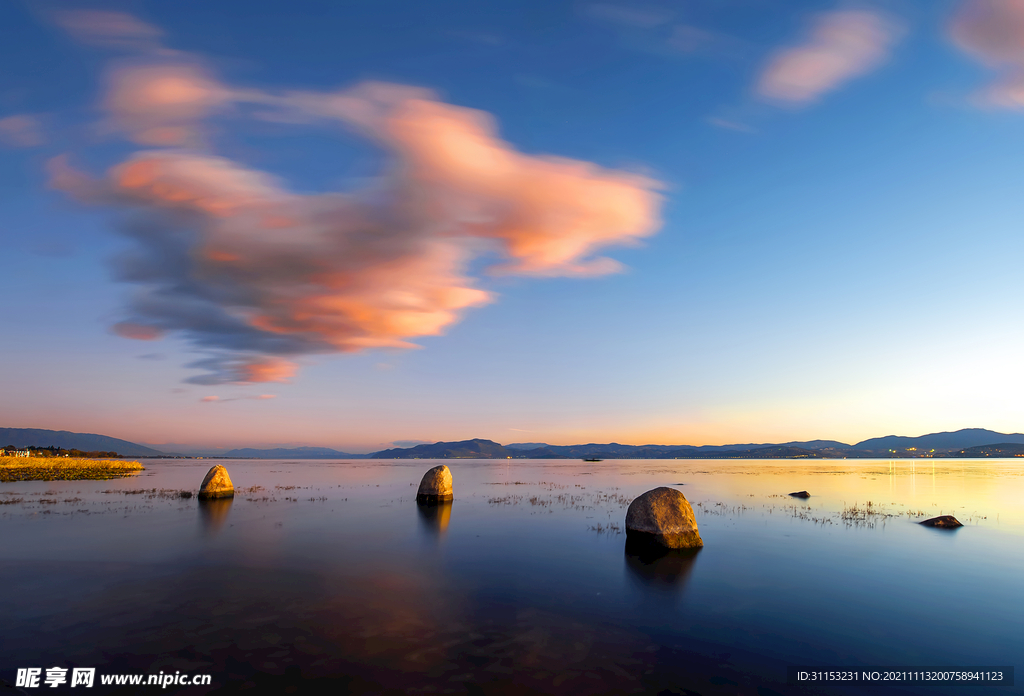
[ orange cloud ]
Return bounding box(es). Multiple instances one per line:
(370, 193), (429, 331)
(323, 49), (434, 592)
(758, 10), (900, 105)
(236, 357), (296, 383)
(53, 72), (663, 384)
(949, 0), (1024, 107)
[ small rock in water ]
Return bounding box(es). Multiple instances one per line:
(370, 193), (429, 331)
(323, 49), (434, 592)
(416, 465), (453, 503)
(920, 515), (962, 528)
(198, 464), (234, 500)
(789, 491), (811, 498)
(625, 487), (703, 549)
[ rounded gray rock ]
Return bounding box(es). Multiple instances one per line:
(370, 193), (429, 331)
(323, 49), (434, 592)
(625, 487), (703, 549)
(416, 465), (453, 503)
(198, 464), (234, 500)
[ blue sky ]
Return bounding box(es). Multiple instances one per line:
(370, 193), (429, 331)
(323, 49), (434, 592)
(2, 0), (1024, 452)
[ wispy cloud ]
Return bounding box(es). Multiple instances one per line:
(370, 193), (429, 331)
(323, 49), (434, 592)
(447, 30), (506, 47)
(757, 10), (901, 106)
(52, 10), (162, 50)
(949, 0), (1024, 108)
(583, 3), (744, 61)
(391, 439), (432, 447)
(585, 3), (672, 29)
(0, 115), (44, 147)
(112, 321), (163, 340)
(48, 18), (665, 386)
(706, 116), (756, 134)
(201, 394), (276, 403)
(665, 25), (747, 59)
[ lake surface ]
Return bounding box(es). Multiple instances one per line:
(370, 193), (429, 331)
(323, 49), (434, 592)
(2, 458), (1021, 695)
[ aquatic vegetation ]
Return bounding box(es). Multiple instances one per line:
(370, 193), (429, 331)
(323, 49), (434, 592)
(0, 457), (144, 482)
(101, 488), (194, 500)
(587, 522), (623, 535)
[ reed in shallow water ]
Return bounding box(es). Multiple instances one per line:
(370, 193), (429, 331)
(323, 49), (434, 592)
(0, 457), (144, 482)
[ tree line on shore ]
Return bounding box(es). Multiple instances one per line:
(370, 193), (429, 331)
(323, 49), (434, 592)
(2, 445), (121, 458)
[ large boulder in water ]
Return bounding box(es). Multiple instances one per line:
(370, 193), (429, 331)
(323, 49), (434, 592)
(920, 515), (962, 528)
(416, 465), (453, 503)
(198, 464), (234, 500)
(625, 487), (703, 549)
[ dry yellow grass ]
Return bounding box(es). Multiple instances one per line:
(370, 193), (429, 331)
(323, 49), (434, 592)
(0, 457), (145, 482)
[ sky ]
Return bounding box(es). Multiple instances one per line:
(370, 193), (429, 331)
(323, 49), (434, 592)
(2, 0), (1024, 453)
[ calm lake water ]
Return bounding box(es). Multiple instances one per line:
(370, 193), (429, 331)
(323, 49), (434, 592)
(2, 458), (1021, 695)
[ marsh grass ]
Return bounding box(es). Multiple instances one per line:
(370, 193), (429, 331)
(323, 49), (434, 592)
(0, 457), (144, 482)
(100, 488), (193, 500)
(587, 522), (623, 535)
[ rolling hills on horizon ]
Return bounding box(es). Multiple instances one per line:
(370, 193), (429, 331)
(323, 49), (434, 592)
(4, 427), (1024, 459)
(0, 428), (169, 457)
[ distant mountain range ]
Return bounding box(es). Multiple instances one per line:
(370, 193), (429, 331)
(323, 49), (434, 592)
(852, 428), (1024, 451)
(368, 429), (1024, 459)
(4, 427), (1024, 460)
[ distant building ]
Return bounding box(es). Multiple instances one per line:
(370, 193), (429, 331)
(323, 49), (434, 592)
(5, 449), (31, 457)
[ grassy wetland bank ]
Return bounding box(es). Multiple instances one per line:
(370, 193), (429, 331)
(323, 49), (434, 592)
(0, 456), (143, 482)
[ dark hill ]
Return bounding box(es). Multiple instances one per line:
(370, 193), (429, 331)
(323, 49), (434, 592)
(371, 439), (511, 459)
(950, 443), (1024, 457)
(0, 427), (167, 457)
(854, 428), (1024, 452)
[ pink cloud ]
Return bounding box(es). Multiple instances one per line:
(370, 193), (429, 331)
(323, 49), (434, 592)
(112, 321), (164, 340)
(0, 115), (44, 147)
(53, 10), (162, 49)
(757, 10), (901, 105)
(201, 393), (277, 403)
(52, 67), (663, 385)
(949, 0), (1024, 107)
(104, 63), (231, 144)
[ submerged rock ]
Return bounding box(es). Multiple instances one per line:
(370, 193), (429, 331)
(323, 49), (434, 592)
(198, 464), (234, 500)
(920, 515), (963, 528)
(416, 465), (453, 503)
(789, 491), (811, 498)
(625, 487), (703, 549)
